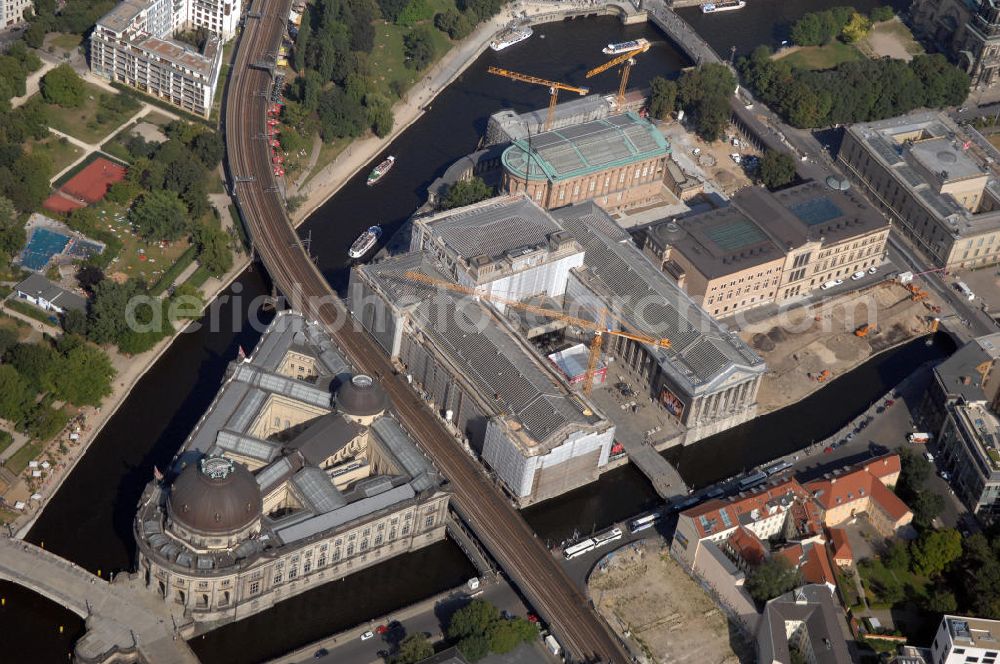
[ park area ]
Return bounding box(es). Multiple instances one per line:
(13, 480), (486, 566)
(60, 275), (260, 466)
(774, 17), (923, 71)
(36, 81), (141, 144)
(25, 135), (84, 177)
(588, 542), (749, 663)
(44, 156), (127, 213)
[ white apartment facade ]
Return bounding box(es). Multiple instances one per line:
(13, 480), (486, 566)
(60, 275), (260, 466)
(90, 0), (240, 118)
(1, 0), (32, 26)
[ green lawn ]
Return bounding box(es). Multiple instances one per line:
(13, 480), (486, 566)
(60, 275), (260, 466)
(40, 84), (141, 144)
(0, 430), (13, 457)
(26, 135), (84, 176)
(89, 200), (193, 287)
(858, 558), (931, 608)
(143, 110), (176, 127)
(49, 33), (83, 51)
(6, 441), (44, 475)
(371, 13), (453, 101)
(776, 41), (862, 70)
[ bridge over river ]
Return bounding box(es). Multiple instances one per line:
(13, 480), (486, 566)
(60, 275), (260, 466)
(0, 537), (197, 663)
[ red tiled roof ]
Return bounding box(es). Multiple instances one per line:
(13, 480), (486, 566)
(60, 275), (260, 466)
(774, 542), (835, 587)
(727, 526), (766, 567)
(804, 454), (911, 523)
(682, 478), (811, 538)
(829, 527), (853, 563)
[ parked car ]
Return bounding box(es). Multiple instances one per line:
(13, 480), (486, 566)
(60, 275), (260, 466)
(361, 631), (374, 641)
(869, 265), (878, 274)
(821, 279), (844, 290)
(939, 470), (951, 481)
(924, 451), (935, 463)
(730, 153), (742, 164)
(851, 270), (866, 280)
(314, 649), (329, 658)
(691, 147), (701, 156)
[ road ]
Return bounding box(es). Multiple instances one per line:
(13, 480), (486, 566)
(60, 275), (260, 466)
(223, 3), (628, 662)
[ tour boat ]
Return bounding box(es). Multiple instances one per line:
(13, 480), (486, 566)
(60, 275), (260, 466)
(489, 25), (533, 51)
(366, 156), (396, 186)
(701, 0), (746, 13)
(348, 225), (382, 259)
(602, 38), (649, 55)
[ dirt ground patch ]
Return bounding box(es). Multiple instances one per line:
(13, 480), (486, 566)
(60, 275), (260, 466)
(589, 541), (750, 663)
(739, 283), (936, 413)
(860, 19), (924, 61)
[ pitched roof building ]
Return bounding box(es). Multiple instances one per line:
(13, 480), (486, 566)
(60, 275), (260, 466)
(756, 585), (852, 664)
(13, 273), (87, 315)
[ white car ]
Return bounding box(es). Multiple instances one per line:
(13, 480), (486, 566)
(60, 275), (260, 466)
(868, 265), (878, 274)
(924, 451), (935, 463)
(691, 147), (701, 156)
(730, 153), (742, 164)
(851, 270), (866, 281)
(360, 631), (374, 641)
(821, 279), (844, 290)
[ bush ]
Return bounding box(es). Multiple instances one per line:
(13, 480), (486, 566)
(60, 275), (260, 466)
(40, 64), (85, 107)
(404, 26), (436, 70)
(758, 149), (797, 189)
(869, 5), (894, 22)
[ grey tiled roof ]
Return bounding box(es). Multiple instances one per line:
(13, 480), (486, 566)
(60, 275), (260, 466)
(291, 467), (347, 513)
(274, 484), (417, 544)
(552, 202), (764, 391)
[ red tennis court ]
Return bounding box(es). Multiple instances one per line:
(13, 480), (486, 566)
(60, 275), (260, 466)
(60, 158), (127, 204)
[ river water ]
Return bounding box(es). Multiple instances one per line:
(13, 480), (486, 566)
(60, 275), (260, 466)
(8, 5), (946, 662)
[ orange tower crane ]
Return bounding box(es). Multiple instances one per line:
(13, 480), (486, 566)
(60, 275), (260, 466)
(487, 67), (590, 132)
(398, 270), (670, 394)
(586, 41), (651, 110)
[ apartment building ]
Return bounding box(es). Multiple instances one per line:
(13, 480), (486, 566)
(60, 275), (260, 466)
(937, 402), (1000, 521)
(644, 181), (889, 317)
(1, 0), (32, 26)
(931, 615), (1000, 664)
(840, 111), (1000, 269)
(90, 0), (240, 118)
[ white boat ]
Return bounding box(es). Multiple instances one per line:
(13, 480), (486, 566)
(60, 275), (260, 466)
(348, 225), (382, 259)
(602, 38), (649, 55)
(490, 25), (533, 52)
(701, 0), (746, 13)
(366, 156), (395, 186)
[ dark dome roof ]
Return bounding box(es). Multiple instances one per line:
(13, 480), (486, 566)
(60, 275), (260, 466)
(336, 374), (388, 416)
(167, 457), (262, 535)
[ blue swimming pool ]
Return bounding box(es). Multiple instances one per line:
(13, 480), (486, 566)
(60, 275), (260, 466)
(20, 228), (70, 271)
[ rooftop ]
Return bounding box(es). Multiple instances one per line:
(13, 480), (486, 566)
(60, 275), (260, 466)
(944, 614), (1000, 648)
(488, 94), (614, 143)
(683, 477), (815, 538)
(953, 403), (1000, 474)
(357, 252), (605, 449)
(757, 585), (852, 664)
(136, 34), (222, 81)
(933, 333), (1000, 404)
(552, 201), (765, 393)
(501, 112), (669, 182)
(804, 454), (910, 522)
(14, 273), (87, 313)
(96, 0), (154, 34)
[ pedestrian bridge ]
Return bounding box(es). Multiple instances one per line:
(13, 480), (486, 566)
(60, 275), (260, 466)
(0, 537), (198, 664)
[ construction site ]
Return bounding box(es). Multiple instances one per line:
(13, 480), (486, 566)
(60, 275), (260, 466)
(741, 276), (943, 413)
(588, 540), (749, 664)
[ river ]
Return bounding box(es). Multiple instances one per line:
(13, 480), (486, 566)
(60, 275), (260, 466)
(7, 4), (944, 662)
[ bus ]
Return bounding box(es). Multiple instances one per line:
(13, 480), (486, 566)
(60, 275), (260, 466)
(593, 527), (623, 548)
(563, 538), (597, 560)
(629, 513), (661, 533)
(763, 460), (793, 476)
(737, 471), (768, 491)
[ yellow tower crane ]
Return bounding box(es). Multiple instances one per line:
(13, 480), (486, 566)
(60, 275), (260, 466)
(586, 41), (651, 110)
(398, 270), (670, 394)
(487, 66), (590, 132)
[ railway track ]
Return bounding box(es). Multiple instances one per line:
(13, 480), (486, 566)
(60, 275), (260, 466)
(223, 4), (629, 661)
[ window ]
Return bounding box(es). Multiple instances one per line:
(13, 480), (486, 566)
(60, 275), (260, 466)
(346, 544), (355, 556)
(375, 534), (383, 546)
(273, 571), (283, 584)
(249, 581), (260, 595)
(425, 515), (435, 528)
(360, 539), (369, 551)
(288, 567), (298, 579)
(303, 561), (311, 574)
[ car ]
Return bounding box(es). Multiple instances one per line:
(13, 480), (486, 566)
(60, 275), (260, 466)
(361, 631), (374, 641)
(847, 432), (855, 440)
(851, 270), (866, 280)
(314, 649), (329, 658)
(876, 406), (885, 414)
(939, 470), (951, 481)
(824, 446), (834, 454)
(730, 153), (742, 164)
(821, 279), (844, 290)
(376, 625), (388, 634)
(869, 265), (878, 274)
(886, 399), (895, 406)
(691, 147), (701, 156)
(924, 452), (935, 463)
(527, 613), (540, 623)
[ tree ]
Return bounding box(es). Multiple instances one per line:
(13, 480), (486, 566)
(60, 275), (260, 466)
(6, 342), (56, 393)
(0, 364), (31, 422)
(448, 599), (500, 640)
(648, 76), (678, 120)
(404, 26), (435, 70)
(391, 633), (434, 664)
(883, 539), (911, 571)
(435, 8), (474, 40)
(677, 64), (735, 141)
(0, 327), (18, 357)
(925, 587), (958, 613)
(898, 448), (932, 499)
(869, 5), (894, 22)
(746, 556), (801, 603)
(191, 224), (233, 276)
(911, 491), (946, 529)
(910, 529), (962, 577)
(457, 634), (491, 662)
(758, 149), (797, 189)
(40, 64), (85, 107)
(0, 195), (23, 256)
(5, 152), (52, 212)
(841, 12), (872, 43)
(129, 190), (189, 241)
(488, 617), (537, 654)
(790, 12), (825, 47)
(50, 343), (115, 407)
(442, 177), (492, 210)
(76, 264), (105, 294)
(191, 131), (224, 168)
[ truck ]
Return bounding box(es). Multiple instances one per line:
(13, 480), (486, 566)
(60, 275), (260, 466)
(956, 281), (976, 301)
(544, 634), (562, 656)
(897, 271), (914, 285)
(908, 432), (931, 444)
